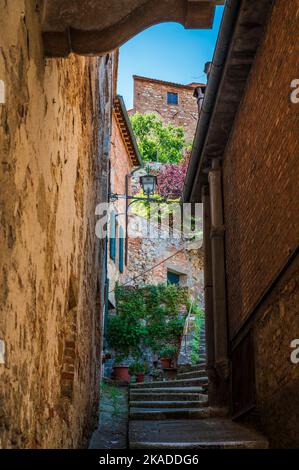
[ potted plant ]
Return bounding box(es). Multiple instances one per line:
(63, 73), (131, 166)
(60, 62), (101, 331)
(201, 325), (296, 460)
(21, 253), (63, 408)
(129, 360), (147, 383)
(112, 354), (130, 382)
(159, 345), (177, 368)
(108, 314), (143, 383)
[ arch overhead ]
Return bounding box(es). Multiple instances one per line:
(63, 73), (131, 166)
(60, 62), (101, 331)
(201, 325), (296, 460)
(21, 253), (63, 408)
(42, 0), (224, 57)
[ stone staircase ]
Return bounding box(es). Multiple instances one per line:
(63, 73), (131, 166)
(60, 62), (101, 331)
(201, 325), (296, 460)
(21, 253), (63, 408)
(129, 361), (217, 421)
(129, 326), (268, 448)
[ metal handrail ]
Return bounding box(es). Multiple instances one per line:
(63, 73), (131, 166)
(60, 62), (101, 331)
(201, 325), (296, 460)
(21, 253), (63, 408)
(183, 300), (194, 353)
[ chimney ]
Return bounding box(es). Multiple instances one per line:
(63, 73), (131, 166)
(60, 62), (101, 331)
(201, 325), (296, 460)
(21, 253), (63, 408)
(193, 86), (205, 113)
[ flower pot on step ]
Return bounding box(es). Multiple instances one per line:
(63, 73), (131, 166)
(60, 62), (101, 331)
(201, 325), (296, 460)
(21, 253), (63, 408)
(113, 365), (130, 382)
(163, 368), (177, 379)
(136, 373), (145, 383)
(160, 358), (172, 368)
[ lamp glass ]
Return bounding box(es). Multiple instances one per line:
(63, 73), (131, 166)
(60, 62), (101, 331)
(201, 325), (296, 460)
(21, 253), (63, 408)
(140, 174), (156, 196)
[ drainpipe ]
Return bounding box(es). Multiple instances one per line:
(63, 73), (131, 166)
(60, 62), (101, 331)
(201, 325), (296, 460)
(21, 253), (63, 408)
(209, 158), (229, 407)
(201, 184), (218, 407)
(182, 0), (240, 202)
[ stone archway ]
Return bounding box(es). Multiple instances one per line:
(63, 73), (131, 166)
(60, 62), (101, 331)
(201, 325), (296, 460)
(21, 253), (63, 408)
(42, 0), (224, 57)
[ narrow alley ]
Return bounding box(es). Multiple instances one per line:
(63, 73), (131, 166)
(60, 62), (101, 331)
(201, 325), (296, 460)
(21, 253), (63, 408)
(0, 0), (298, 456)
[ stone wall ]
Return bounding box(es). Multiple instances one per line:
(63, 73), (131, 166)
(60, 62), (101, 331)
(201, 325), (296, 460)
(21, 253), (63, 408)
(0, 0), (115, 448)
(132, 76), (201, 144)
(221, 0), (299, 446)
(126, 218), (204, 301)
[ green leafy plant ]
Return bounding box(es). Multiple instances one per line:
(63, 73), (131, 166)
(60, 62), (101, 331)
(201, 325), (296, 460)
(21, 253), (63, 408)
(108, 315), (145, 359)
(190, 314), (205, 364)
(111, 284), (189, 360)
(166, 316), (185, 341)
(160, 345), (177, 359)
(100, 381), (122, 415)
(130, 112), (186, 164)
(129, 360), (148, 375)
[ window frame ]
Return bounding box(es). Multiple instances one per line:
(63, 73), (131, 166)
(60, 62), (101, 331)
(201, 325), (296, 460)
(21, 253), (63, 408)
(167, 92), (179, 106)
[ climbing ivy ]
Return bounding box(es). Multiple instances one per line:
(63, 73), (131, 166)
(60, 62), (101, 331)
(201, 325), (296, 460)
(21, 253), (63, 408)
(108, 283), (189, 358)
(190, 308), (205, 364)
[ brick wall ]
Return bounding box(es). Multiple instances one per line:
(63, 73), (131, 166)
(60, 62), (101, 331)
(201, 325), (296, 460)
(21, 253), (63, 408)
(222, 0), (299, 338)
(108, 113), (134, 305)
(0, 0), (115, 448)
(253, 254), (299, 448)
(222, 0), (299, 447)
(132, 77), (200, 144)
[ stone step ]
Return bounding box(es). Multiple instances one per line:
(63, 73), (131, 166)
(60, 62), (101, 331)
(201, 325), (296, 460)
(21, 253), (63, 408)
(178, 363), (206, 373)
(197, 355), (206, 361)
(130, 392), (208, 402)
(130, 400), (208, 409)
(131, 377), (208, 390)
(129, 406), (227, 421)
(177, 370), (208, 380)
(130, 387), (206, 396)
(129, 407), (212, 420)
(129, 418), (269, 449)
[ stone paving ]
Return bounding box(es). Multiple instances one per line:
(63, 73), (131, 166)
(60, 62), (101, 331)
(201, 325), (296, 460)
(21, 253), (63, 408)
(89, 382), (128, 449)
(129, 418), (269, 449)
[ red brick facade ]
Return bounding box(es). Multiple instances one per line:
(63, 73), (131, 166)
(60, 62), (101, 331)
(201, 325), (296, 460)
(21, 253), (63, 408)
(222, 0), (299, 446)
(222, 0), (299, 338)
(108, 97), (141, 306)
(131, 76), (204, 144)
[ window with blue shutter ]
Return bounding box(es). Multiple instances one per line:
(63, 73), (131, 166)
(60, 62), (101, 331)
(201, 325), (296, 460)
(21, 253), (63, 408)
(119, 226), (124, 273)
(167, 92), (178, 105)
(167, 270), (180, 285)
(110, 211), (116, 261)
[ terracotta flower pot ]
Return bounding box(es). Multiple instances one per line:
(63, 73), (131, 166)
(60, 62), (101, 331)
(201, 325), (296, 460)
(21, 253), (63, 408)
(113, 365), (130, 382)
(160, 358), (172, 368)
(136, 373), (145, 383)
(164, 368), (177, 379)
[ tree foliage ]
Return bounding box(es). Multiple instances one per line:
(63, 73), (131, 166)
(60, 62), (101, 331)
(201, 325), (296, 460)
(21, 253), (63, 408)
(157, 154), (189, 199)
(130, 112), (185, 164)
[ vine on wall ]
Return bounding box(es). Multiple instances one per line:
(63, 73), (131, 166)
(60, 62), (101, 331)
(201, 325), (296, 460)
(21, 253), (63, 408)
(108, 284), (189, 361)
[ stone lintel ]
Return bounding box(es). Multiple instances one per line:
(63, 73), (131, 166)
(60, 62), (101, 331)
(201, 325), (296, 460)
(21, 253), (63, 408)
(42, 0), (223, 57)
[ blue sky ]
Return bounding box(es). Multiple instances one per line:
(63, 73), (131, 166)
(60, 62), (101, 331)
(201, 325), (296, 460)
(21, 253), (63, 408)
(117, 6), (224, 109)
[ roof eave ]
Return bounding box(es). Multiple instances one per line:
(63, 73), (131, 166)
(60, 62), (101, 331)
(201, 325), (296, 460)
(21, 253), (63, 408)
(183, 0), (274, 203)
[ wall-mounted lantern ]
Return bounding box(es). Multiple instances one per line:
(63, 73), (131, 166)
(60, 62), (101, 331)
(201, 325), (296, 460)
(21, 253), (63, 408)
(140, 173), (157, 197)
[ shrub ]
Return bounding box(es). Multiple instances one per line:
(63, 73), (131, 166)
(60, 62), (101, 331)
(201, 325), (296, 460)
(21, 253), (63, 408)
(129, 360), (148, 375)
(160, 345), (178, 360)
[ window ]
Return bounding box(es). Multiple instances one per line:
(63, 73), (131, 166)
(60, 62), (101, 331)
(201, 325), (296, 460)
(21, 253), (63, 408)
(119, 226), (124, 273)
(167, 270), (180, 285)
(167, 92), (178, 105)
(109, 211), (116, 261)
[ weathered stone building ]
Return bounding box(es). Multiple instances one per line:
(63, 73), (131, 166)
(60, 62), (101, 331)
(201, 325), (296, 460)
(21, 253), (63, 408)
(130, 76), (205, 144)
(1, 0), (298, 450)
(108, 95), (141, 306)
(126, 213), (204, 300)
(0, 0), (117, 448)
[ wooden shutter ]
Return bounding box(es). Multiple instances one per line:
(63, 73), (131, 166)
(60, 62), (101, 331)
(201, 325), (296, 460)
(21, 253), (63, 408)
(119, 226), (124, 273)
(110, 211), (116, 261)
